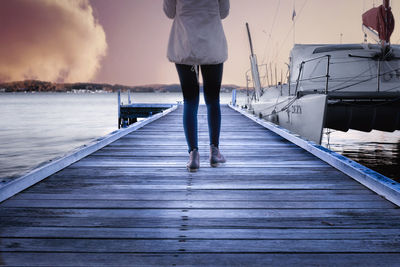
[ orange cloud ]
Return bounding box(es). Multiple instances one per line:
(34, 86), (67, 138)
(0, 0), (107, 83)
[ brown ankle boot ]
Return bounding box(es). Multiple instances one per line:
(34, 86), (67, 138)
(210, 145), (226, 167)
(187, 149), (200, 172)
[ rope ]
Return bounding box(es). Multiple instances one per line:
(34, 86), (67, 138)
(329, 66), (400, 92)
(261, 0), (281, 65)
(273, 0), (308, 63)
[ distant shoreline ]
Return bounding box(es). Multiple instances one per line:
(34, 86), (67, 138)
(0, 80), (246, 93)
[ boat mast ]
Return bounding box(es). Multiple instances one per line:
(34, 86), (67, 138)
(292, 0), (296, 45)
(383, 0), (391, 47)
(246, 23), (262, 101)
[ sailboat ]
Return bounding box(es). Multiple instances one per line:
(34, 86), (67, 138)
(245, 0), (400, 144)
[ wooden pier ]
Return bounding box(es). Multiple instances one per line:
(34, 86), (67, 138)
(1, 105), (400, 266)
(117, 90), (174, 128)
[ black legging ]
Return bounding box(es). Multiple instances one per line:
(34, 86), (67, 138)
(175, 63), (223, 153)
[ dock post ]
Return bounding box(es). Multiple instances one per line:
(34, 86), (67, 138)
(232, 89), (237, 106)
(118, 90), (121, 129)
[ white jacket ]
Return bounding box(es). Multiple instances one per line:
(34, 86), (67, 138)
(163, 0), (229, 65)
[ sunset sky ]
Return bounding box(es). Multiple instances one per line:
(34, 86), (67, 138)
(1, 0), (400, 86)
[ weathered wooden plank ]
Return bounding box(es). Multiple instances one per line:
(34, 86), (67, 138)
(125, 132), (279, 137)
(90, 149), (308, 156)
(26, 182), (363, 190)
(55, 166), (342, 176)
(70, 160), (329, 168)
(2, 227), (399, 240)
(83, 155), (321, 163)
(2, 199), (394, 209)
(97, 145), (305, 151)
(2, 238), (400, 253)
(17, 188), (376, 196)
(104, 145), (300, 151)
(122, 131), (283, 136)
(2, 216), (399, 229)
(42, 174), (357, 183)
(35, 180), (361, 188)
(29, 179), (363, 189)
(2, 207), (399, 218)
(134, 128), (267, 132)
(77, 156), (326, 163)
(12, 191), (383, 201)
(2, 253), (400, 267)
(121, 136), (287, 142)
(119, 132), (282, 137)
(91, 150), (309, 157)
(108, 141), (296, 146)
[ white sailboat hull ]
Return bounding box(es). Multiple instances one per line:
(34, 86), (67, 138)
(250, 88), (327, 144)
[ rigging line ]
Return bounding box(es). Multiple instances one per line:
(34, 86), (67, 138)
(273, 91), (283, 110)
(330, 66), (400, 92)
(273, 0), (309, 63)
(326, 57), (400, 90)
(262, 97), (295, 114)
(385, 84), (400, 91)
(261, 96), (297, 117)
(327, 65), (375, 91)
(279, 95), (299, 112)
(260, 0), (281, 65)
(330, 59), (377, 64)
(261, 1), (280, 63)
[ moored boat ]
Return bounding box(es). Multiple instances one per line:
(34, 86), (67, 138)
(246, 0), (400, 144)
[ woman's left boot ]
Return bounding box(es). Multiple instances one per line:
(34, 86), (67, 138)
(210, 144), (226, 167)
(187, 149), (200, 172)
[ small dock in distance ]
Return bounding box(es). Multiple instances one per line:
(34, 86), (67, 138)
(117, 90), (174, 128)
(1, 105), (400, 266)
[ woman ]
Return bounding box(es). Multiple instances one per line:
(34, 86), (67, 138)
(163, 0), (229, 172)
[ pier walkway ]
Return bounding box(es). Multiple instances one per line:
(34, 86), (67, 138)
(1, 105), (400, 266)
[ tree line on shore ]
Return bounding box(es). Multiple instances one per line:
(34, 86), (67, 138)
(0, 80), (245, 93)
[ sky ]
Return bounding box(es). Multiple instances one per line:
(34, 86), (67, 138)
(1, 0), (400, 86)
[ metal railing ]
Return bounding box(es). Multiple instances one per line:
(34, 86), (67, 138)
(246, 55), (332, 99)
(293, 55), (331, 96)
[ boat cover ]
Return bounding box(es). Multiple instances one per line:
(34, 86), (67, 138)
(362, 1), (395, 43)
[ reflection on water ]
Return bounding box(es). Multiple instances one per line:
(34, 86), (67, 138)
(322, 129), (400, 182)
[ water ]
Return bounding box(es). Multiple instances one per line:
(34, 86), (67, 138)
(0, 92), (399, 186)
(0, 92), (237, 185)
(0, 92), (117, 184)
(321, 130), (400, 180)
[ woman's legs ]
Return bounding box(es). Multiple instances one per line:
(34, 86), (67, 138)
(175, 64), (199, 153)
(201, 63), (223, 147)
(175, 62), (224, 169)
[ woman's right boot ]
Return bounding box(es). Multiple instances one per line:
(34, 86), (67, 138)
(210, 144), (226, 167)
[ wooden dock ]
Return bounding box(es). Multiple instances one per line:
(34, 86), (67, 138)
(1, 105), (400, 266)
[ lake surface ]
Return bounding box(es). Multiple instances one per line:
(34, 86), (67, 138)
(0, 92), (399, 186)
